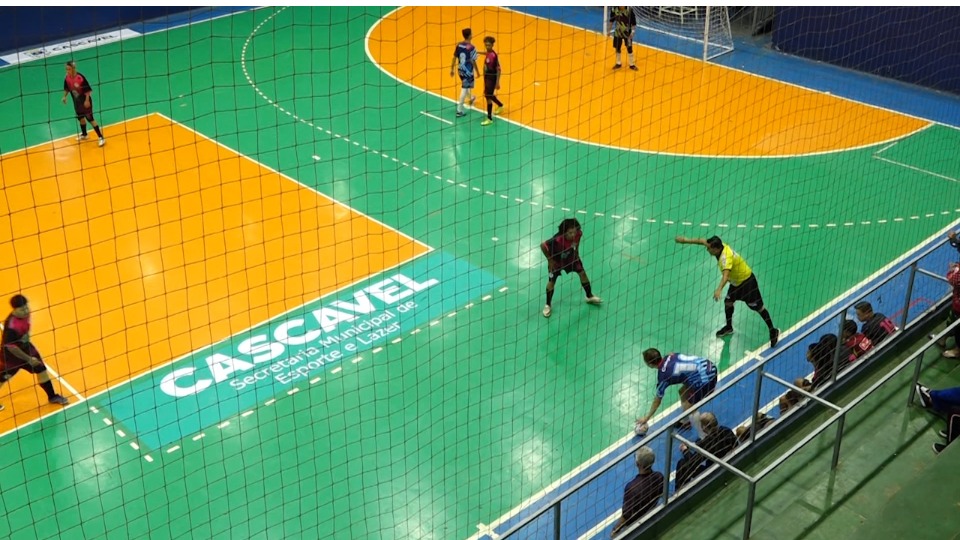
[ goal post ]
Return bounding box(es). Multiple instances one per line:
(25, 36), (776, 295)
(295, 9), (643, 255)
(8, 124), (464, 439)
(604, 6), (734, 61)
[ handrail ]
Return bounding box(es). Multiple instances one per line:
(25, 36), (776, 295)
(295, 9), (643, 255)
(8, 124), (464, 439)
(498, 233), (955, 540)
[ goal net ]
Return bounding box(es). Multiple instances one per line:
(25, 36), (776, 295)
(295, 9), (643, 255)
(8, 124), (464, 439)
(622, 6), (734, 61)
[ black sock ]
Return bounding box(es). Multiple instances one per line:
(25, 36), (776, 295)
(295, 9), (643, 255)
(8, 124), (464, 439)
(582, 282), (593, 298)
(39, 380), (56, 399)
(546, 289), (555, 306)
(80, 123), (88, 136)
(492, 96), (503, 107)
(487, 102), (493, 119)
(759, 309), (775, 331)
(93, 125), (103, 138)
(725, 305), (734, 328)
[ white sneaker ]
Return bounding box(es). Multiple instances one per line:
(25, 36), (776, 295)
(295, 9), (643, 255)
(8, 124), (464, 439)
(585, 296), (602, 305)
(77, 134), (88, 141)
(98, 137), (106, 147)
(542, 305), (552, 318)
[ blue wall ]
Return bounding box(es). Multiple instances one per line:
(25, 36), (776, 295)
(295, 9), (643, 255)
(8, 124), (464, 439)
(0, 7), (195, 53)
(773, 7), (960, 96)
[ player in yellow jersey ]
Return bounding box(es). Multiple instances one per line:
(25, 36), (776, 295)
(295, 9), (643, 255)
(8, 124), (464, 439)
(676, 235), (780, 347)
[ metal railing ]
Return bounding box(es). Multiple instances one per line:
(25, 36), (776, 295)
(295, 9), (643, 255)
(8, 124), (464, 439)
(498, 234), (958, 540)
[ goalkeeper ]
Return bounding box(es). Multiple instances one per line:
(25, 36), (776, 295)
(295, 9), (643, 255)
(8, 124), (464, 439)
(609, 6), (638, 70)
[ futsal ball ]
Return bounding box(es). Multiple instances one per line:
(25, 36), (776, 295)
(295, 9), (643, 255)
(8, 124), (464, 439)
(634, 421), (648, 437)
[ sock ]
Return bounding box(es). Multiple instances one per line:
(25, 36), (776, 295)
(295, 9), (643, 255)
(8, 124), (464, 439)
(616, 51), (622, 65)
(546, 289), (555, 306)
(759, 309), (775, 331)
(80, 123), (88, 136)
(93, 125), (103, 138)
(689, 411), (705, 439)
(458, 88), (468, 112)
(725, 305), (734, 328)
(487, 102), (493, 120)
(628, 52), (635, 66)
(492, 96), (503, 107)
(39, 381), (56, 399)
(582, 282), (593, 298)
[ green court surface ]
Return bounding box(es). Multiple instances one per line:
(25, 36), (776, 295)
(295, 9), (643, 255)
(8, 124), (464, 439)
(1, 7), (960, 539)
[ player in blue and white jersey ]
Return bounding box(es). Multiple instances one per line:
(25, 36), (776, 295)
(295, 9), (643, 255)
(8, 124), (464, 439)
(449, 27), (480, 117)
(635, 348), (718, 438)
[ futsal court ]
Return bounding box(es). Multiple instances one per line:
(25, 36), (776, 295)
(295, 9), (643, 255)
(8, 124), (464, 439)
(0, 6), (959, 540)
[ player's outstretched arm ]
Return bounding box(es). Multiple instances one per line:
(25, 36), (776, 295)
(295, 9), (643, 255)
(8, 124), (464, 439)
(675, 236), (707, 246)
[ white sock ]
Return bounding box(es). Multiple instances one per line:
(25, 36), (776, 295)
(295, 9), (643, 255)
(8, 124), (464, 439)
(689, 412), (705, 439)
(616, 51), (622, 65)
(628, 52), (635, 66)
(458, 88), (469, 113)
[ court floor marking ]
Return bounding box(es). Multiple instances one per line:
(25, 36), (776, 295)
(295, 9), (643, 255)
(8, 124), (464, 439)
(107, 286), (513, 462)
(469, 216), (960, 540)
(0, 113), (436, 443)
(502, 7), (960, 135)
(235, 10), (955, 232)
(365, 6), (934, 160)
(873, 141), (960, 184)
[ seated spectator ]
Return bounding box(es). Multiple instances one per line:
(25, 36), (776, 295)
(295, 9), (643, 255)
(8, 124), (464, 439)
(674, 412), (737, 491)
(735, 413), (774, 444)
(841, 319), (873, 363)
(940, 261), (960, 358)
(916, 383), (960, 454)
(611, 447), (664, 537)
(854, 301), (897, 346)
(779, 336), (838, 414)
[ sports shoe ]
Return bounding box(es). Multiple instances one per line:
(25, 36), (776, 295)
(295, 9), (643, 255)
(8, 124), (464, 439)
(585, 296), (602, 305)
(0, 403), (4, 411)
(716, 325), (734, 338)
(770, 328), (781, 348)
(98, 137), (106, 147)
(77, 134), (88, 141)
(456, 111), (466, 118)
(944, 348), (960, 358)
(495, 106), (503, 116)
(613, 63), (622, 69)
(939, 429), (948, 439)
(49, 395), (69, 405)
(542, 305), (552, 318)
(481, 118), (493, 126)
(629, 65), (638, 71)
(933, 442), (946, 455)
(916, 384), (933, 409)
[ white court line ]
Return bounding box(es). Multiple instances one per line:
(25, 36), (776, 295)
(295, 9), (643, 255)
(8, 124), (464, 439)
(873, 155), (960, 184)
(420, 111), (453, 125)
(468, 215), (960, 540)
(365, 7), (940, 161)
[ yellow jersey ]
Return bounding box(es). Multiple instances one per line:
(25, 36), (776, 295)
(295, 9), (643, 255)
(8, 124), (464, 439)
(717, 244), (752, 286)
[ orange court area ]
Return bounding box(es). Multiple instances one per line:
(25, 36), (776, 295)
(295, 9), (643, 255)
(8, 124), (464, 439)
(368, 6), (929, 157)
(0, 113), (429, 432)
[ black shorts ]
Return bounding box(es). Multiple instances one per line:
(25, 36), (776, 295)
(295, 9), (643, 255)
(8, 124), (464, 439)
(613, 36), (633, 50)
(484, 77), (497, 97)
(1, 344), (46, 381)
(73, 96), (94, 120)
(549, 258), (585, 281)
(726, 274), (764, 309)
(683, 377), (717, 405)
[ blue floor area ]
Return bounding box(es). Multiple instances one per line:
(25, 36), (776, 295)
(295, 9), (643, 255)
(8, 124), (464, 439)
(509, 6), (960, 128)
(489, 235), (955, 539)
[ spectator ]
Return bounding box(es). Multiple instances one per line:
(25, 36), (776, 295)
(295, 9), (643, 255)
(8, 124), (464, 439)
(916, 383), (960, 454)
(939, 262), (960, 358)
(735, 413), (774, 444)
(611, 447), (664, 537)
(854, 301), (897, 346)
(779, 336), (838, 414)
(674, 412), (737, 491)
(841, 319), (873, 363)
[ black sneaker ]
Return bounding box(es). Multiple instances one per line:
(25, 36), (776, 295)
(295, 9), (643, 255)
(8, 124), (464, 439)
(49, 395), (69, 406)
(939, 429), (948, 439)
(933, 442), (946, 455)
(770, 328), (781, 348)
(916, 384), (933, 409)
(716, 325), (734, 338)
(629, 65), (638, 71)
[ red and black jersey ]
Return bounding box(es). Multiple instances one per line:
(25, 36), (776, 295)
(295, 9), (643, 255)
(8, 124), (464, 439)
(64, 72), (93, 99)
(2, 313), (31, 364)
(484, 50), (500, 78)
(543, 230), (582, 262)
(843, 333), (873, 362)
